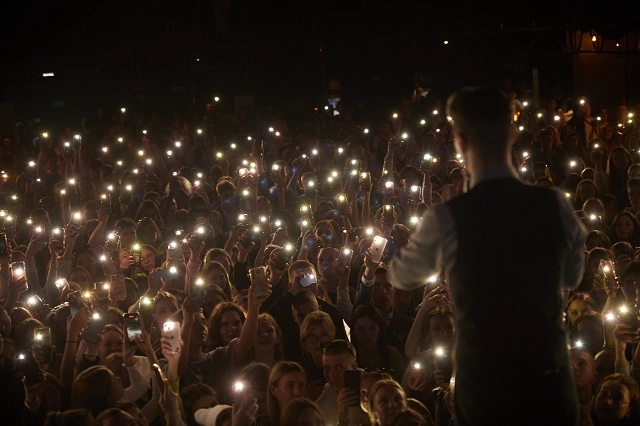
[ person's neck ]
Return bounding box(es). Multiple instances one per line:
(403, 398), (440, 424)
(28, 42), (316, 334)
(254, 350), (276, 368)
(189, 344), (205, 360)
(466, 152), (515, 188)
(311, 352), (323, 367)
(376, 304), (392, 315)
(576, 385), (593, 405)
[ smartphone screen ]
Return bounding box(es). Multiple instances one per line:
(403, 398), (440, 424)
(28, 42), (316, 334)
(124, 313), (142, 343)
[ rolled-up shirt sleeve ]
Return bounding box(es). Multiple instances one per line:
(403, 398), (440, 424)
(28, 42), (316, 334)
(388, 204), (457, 290)
(555, 191), (588, 290)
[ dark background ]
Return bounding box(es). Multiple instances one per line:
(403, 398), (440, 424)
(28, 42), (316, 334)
(1, 0), (640, 130)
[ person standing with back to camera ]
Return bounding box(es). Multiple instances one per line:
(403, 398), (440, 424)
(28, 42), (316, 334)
(388, 87), (587, 425)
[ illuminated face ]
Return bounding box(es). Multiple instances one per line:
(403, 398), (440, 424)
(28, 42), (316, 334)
(372, 272), (392, 314)
(99, 330), (123, 361)
(428, 313), (455, 347)
(303, 324), (331, 359)
(372, 385), (407, 426)
(571, 350), (595, 389)
(322, 353), (356, 391)
(254, 319), (278, 353)
(317, 248), (338, 278)
(219, 310), (243, 345)
(153, 298), (179, 328)
(628, 185), (640, 210)
(206, 269), (228, 292)
(352, 315), (380, 348)
(270, 371), (306, 410)
(568, 300), (593, 328)
(140, 248), (156, 272)
(595, 380), (632, 423)
(614, 215), (634, 240)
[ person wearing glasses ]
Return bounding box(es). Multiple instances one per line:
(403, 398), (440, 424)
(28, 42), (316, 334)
(593, 373), (640, 425)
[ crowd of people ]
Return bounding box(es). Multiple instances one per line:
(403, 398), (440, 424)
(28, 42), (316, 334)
(0, 89), (639, 426)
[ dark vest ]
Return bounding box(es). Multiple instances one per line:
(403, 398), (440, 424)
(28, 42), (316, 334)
(447, 178), (569, 375)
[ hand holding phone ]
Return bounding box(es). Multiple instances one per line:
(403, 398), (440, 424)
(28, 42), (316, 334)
(248, 267), (270, 299)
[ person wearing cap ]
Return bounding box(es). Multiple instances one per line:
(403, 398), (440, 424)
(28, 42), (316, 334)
(388, 87), (587, 425)
(267, 260), (347, 366)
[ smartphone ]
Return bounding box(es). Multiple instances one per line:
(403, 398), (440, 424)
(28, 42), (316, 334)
(10, 261), (26, 281)
(68, 291), (84, 317)
(167, 241), (180, 261)
(101, 193), (111, 208)
(106, 232), (120, 250)
(26, 295), (45, 314)
(433, 347), (452, 372)
(339, 247), (353, 266)
(275, 244), (296, 269)
(193, 226), (212, 244)
(83, 311), (108, 344)
(295, 272), (317, 288)
(17, 352), (41, 386)
(139, 296), (154, 327)
(240, 188), (252, 211)
(335, 193), (349, 215)
(190, 277), (205, 300)
(124, 312), (143, 344)
(370, 236), (388, 263)
(152, 363), (166, 393)
(410, 185), (422, 204)
(110, 273), (126, 301)
(162, 321), (182, 354)
(233, 381), (246, 405)
(382, 205), (394, 223)
(360, 172), (372, 192)
(94, 282), (110, 301)
(617, 305), (640, 330)
(0, 232), (7, 257)
(343, 370), (361, 403)
(248, 267), (270, 299)
(130, 244), (141, 264)
(34, 327), (52, 362)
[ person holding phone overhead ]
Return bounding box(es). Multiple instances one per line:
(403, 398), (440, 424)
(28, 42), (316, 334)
(388, 87), (587, 425)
